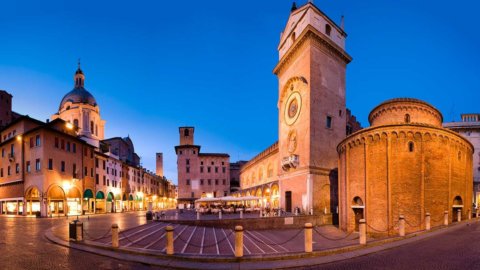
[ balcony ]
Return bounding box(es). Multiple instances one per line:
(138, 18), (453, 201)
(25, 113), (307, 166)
(281, 154), (299, 171)
(8, 153), (15, 162)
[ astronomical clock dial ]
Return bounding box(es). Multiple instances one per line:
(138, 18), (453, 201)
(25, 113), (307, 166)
(284, 91), (302, 126)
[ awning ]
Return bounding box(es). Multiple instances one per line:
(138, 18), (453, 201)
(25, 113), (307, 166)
(83, 189), (94, 199)
(195, 197), (221, 203)
(96, 191), (105, 200)
(107, 193), (114, 202)
(129, 194), (134, 201)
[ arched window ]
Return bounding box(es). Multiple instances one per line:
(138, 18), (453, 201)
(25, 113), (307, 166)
(90, 121), (94, 133)
(405, 114), (411, 123)
(325, 24), (332, 36)
(184, 129), (189, 137)
(408, 141), (414, 152)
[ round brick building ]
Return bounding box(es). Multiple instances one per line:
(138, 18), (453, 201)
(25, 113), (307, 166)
(337, 98), (473, 235)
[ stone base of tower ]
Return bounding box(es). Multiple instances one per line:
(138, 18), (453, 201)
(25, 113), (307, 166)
(279, 168), (339, 225)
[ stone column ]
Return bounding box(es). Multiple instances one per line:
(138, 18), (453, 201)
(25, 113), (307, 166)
(304, 223), (313, 253)
(399, 215), (405, 237)
(425, 213), (431, 231)
(457, 209), (461, 222)
(112, 224), (119, 248)
(468, 209), (471, 220)
(444, 211), (449, 226)
(240, 209), (243, 219)
(359, 219), (366, 245)
(166, 226), (174, 255)
(235, 226), (244, 258)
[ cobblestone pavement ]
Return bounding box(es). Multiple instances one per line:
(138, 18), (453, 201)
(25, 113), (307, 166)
(0, 212), (169, 270)
(309, 221), (480, 270)
(3, 211), (480, 270)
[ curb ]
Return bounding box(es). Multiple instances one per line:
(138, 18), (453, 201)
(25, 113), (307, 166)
(45, 218), (479, 269)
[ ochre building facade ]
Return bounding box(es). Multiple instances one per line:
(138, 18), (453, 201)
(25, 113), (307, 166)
(338, 98), (474, 235)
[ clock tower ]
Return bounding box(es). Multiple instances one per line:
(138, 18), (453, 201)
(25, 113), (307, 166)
(273, 2), (352, 218)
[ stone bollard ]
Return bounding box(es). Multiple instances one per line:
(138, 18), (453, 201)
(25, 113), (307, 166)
(234, 226), (244, 258)
(468, 209), (471, 220)
(399, 215), (405, 237)
(240, 209), (243, 219)
(76, 221), (83, 241)
(219, 210), (222, 220)
(278, 208), (282, 217)
(196, 211), (200, 220)
(304, 223), (313, 253)
(359, 219), (366, 245)
(309, 208), (314, 216)
(259, 209), (263, 218)
(425, 213), (431, 231)
(444, 211), (449, 226)
(457, 209), (461, 222)
(166, 226), (174, 255)
(112, 224), (119, 248)
(175, 211), (179, 220)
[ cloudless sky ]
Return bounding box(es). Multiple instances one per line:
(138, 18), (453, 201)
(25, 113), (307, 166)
(1, 0), (479, 184)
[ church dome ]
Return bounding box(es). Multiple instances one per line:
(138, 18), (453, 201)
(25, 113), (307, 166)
(59, 87), (97, 109)
(59, 65), (97, 110)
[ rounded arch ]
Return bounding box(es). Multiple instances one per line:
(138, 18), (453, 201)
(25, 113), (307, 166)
(25, 185), (41, 200)
(107, 192), (114, 202)
(47, 185), (66, 200)
(255, 187), (262, 197)
(129, 194), (134, 201)
(453, 196), (463, 206)
(352, 196), (364, 206)
(83, 189), (94, 199)
(96, 191), (105, 200)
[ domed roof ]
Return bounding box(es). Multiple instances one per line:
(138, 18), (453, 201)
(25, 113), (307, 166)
(59, 87), (97, 110)
(59, 66), (97, 110)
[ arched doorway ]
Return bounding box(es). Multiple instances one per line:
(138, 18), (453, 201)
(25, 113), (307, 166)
(263, 187), (271, 209)
(128, 194), (134, 210)
(351, 196), (364, 231)
(122, 194), (127, 211)
(47, 185), (65, 216)
(255, 188), (262, 208)
(95, 191), (105, 213)
(106, 192), (115, 213)
(66, 187), (82, 216)
(83, 189), (94, 214)
(271, 184), (280, 208)
(25, 186), (41, 216)
(453, 196), (463, 223)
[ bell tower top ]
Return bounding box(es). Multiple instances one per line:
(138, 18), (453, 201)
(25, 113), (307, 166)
(277, 2), (348, 60)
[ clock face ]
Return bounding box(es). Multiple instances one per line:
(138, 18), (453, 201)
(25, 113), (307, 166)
(284, 91), (301, 125)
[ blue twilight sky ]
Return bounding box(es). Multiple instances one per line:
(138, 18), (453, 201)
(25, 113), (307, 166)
(0, 0), (479, 184)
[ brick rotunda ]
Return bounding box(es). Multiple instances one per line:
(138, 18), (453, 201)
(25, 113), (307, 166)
(337, 98), (473, 236)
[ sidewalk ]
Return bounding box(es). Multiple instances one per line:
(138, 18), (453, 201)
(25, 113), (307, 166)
(45, 214), (480, 269)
